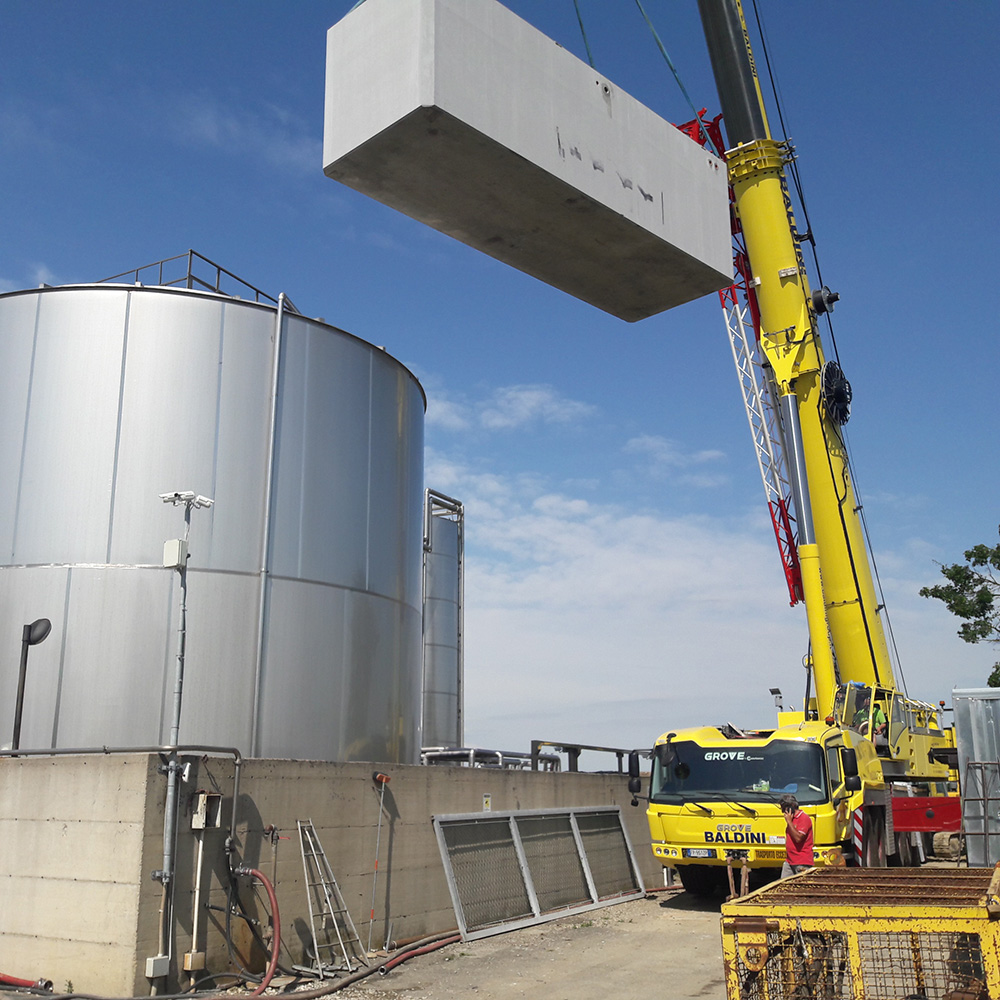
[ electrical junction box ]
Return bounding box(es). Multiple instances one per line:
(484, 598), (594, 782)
(162, 538), (187, 569)
(323, 0), (731, 322)
(145, 955), (169, 979)
(191, 791), (222, 830)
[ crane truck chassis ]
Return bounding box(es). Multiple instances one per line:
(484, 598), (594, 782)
(630, 681), (957, 895)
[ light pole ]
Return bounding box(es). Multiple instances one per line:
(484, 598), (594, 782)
(149, 491), (214, 982)
(11, 617), (52, 751)
(159, 490), (214, 748)
(155, 493), (213, 880)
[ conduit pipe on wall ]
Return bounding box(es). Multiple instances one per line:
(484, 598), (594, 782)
(250, 291), (286, 758)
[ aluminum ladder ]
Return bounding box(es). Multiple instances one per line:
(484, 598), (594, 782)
(297, 819), (369, 977)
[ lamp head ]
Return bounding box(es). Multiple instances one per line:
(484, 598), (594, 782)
(26, 618), (51, 645)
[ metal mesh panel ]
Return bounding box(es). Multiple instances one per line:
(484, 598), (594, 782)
(735, 930), (852, 999)
(441, 818), (532, 931)
(576, 810), (640, 899)
(517, 814), (590, 912)
(858, 931), (987, 999)
(435, 806), (644, 940)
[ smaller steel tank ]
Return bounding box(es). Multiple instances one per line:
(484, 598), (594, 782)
(421, 489), (464, 748)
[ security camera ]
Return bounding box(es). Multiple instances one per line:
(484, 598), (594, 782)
(159, 490), (196, 505)
(193, 495), (214, 509)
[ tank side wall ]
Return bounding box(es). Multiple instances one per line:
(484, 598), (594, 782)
(0, 289), (424, 762)
(0, 293), (40, 559)
(268, 317), (371, 588)
(109, 292), (272, 570)
(11, 290), (129, 564)
(257, 580), (422, 762)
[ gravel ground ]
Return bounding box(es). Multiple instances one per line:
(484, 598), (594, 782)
(334, 888), (726, 1000)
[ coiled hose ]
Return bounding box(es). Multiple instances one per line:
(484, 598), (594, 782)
(232, 867), (280, 998)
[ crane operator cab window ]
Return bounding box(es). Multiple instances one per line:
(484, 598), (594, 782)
(837, 683), (889, 754)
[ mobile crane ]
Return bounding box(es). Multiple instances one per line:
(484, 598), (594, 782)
(629, 0), (956, 896)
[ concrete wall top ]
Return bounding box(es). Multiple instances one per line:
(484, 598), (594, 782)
(324, 0), (731, 322)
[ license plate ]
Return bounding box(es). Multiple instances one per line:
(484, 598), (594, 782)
(684, 848), (715, 858)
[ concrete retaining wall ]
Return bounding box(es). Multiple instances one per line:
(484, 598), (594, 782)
(0, 754), (658, 994)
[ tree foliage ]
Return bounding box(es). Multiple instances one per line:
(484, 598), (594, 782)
(920, 527), (1000, 685)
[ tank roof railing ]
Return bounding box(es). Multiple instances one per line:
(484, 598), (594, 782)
(99, 249), (300, 313)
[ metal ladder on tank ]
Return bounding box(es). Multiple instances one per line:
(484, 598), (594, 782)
(296, 819), (369, 978)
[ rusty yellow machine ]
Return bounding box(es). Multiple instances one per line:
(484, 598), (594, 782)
(720, 866), (1000, 999)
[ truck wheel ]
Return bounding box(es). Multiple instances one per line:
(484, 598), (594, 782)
(678, 864), (720, 897)
(862, 808), (886, 867)
(896, 832), (916, 867)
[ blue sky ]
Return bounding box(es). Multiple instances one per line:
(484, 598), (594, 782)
(3, 2), (997, 757)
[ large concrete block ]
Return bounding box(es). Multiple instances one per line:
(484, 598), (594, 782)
(324, 0), (731, 322)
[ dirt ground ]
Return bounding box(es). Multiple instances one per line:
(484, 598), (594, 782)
(336, 888), (727, 1000)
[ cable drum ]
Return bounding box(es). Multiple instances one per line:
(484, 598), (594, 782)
(821, 360), (852, 425)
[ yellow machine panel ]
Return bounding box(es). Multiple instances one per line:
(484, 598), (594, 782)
(720, 867), (1000, 999)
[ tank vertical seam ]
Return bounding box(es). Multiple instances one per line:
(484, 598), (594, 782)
(251, 297), (285, 758)
(366, 352), (373, 591)
(106, 291), (132, 563)
(298, 326), (310, 580)
(11, 294), (43, 560)
(210, 303), (225, 548)
(49, 566), (73, 747)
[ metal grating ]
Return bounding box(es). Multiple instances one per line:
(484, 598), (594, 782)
(722, 868), (1000, 999)
(575, 809), (641, 900)
(439, 817), (533, 931)
(734, 929), (852, 999)
(517, 814), (591, 912)
(433, 806), (645, 940)
(858, 931), (986, 999)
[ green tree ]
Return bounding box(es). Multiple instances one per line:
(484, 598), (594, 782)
(920, 526), (1000, 686)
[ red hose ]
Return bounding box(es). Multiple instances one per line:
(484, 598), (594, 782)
(235, 867), (281, 997)
(0, 972), (52, 990)
(379, 934), (461, 974)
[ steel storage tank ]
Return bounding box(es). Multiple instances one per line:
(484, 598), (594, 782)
(0, 281), (425, 763)
(421, 490), (464, 749)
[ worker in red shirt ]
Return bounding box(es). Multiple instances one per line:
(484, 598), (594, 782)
(779, 793), (814, 877)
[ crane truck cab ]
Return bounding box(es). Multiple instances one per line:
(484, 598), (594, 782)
(636, 723), (879, 896)
(833, 681), (952, 781)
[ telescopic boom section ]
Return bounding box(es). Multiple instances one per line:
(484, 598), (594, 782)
(697, 0), (895, 714)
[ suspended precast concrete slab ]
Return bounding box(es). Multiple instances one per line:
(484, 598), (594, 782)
(323, 0), (731, 322)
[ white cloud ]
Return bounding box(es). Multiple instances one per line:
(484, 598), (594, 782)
(1, 263), (59, 292)
(0, 101), (62, 155)
(32, 264), (57, 286)
(624, 434), (728, 487)
(478, 384), (595, 430)
(426, 396), (471, 432)
(420, 380), (595, 436)
(173, 97), (321, 175)
(427, 453), (984, 757)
